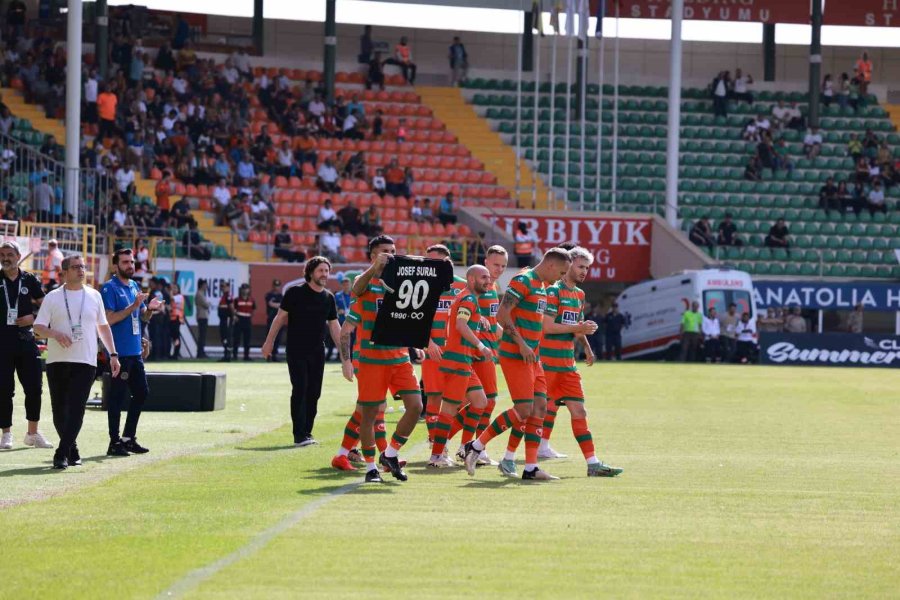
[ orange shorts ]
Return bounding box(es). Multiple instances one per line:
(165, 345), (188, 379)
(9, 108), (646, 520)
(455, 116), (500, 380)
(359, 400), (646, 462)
(471, 358), (498, 398)
(546, 370), (585, 404)
(421, 358), (443, 396)
(357, 361), (420, 406)
(499, 356), (547, 405)
(442, 369), (482, 404)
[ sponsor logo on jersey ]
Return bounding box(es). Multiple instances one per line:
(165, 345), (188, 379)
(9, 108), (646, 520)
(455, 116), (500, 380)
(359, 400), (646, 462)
(537, 299), (546, 314)
(437, 299), (452, 313)
(561, 310), (578, 325)
(490, 302), (499, 317)
(376, 298), (383, 311)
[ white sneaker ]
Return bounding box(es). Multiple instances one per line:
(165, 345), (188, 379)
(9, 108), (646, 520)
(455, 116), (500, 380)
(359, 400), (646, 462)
(537, 445), (568, 459)
(0, 431), (12, 450)
(427, 455), (457, 468)
(455, 446), (466, 461)
(477, 450), (498, 467)
(24, 431), (55, 449)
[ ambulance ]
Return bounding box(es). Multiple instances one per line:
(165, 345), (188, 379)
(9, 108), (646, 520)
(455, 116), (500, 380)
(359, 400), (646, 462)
(615, 268), (757, 360)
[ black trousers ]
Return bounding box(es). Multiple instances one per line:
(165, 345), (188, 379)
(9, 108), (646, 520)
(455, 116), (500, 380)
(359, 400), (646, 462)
(197, 318), (208, 357)
(287, 351), (326, 442)
(605, 334), (622, 360)
(47, 362), (96, 457)
(169, 320), (182, 358)
(704, 337), (721, 362)
(0, 336), (43, 428)
(218, 310), (233, 358)
(232, 317), (252, 359)
(107, 356), (149, 441)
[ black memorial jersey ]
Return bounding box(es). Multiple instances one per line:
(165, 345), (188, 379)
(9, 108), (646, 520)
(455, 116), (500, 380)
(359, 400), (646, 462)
(371, 255), (455, 348)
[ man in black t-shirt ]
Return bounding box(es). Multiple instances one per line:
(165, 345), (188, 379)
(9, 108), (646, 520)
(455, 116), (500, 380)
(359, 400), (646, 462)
(716, 213), (742, 247)
(264, 279), (284, 362)
(0, 241), (53, 450)
(262, 257), (339, 446)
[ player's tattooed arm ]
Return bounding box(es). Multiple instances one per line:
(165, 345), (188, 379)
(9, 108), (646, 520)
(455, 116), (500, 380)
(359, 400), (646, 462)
(497, 292), (525, 346)
(339, 319), (354, 363)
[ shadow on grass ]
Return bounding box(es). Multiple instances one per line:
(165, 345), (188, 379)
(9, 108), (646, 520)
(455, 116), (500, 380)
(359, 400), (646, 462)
(459, 478), (521, 488)
(236, 445), (298, 452)
(0, 464), (54, 476)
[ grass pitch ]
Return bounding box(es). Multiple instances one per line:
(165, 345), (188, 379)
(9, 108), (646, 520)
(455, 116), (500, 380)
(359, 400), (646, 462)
(1, 362), (898, 599)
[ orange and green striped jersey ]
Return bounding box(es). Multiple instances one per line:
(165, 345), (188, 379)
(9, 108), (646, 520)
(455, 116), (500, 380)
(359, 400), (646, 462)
(346, 278), (409, 366)
(474, 282), (501, 364)
(439, 291), (480, 376)
(541, 281), (584, 372)
(498, 269), (546, 361)
(429, 276), (467, 348)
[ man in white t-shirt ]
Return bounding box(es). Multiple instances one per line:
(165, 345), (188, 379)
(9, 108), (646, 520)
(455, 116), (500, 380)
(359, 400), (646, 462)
(733, 312), (757, 365)
(34, 253), (120, 470)
(319, 225), (343, 262)
(731, 68), (754, 104)
(803, 127), (823, 159)
(771, 100), (790, 131)
(212, 178), (232, 225)
(701, 307), (722, 363)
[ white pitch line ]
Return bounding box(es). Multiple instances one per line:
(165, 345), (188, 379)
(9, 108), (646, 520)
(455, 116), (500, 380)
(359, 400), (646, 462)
(157, 442), (426, 599)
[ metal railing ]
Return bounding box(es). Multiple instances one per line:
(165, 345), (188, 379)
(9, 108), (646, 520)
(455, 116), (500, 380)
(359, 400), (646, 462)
(19, 221), (98, 285)
(0, 132), (114, 233)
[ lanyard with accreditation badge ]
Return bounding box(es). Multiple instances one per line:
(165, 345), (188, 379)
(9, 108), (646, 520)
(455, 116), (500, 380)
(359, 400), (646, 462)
(63, 286), (87, 342)
(1, 275), (21, 326)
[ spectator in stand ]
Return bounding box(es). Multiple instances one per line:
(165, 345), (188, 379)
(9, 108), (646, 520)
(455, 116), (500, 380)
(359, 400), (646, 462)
(155, 170), (174, 221)
(757, 132), (777, 172)
(371, 109), (384, 139)
(343, 110), (364, 141)
(838, 72), (851, 110)
(421, 198), (435, 223)
(438, 192), (458, 225)
(855, 156), (870, 185)
(294, 132), (317, 167)
(856, 51), (873, 96)
(803, 127), (823, 159)
(372, 168), (386, 197)
(702, 307), (721, 363)
(819, 176), (840, 216)
(317, 198), (341, 231)
(734, 312), (757, 364)
(867, 180), (887, 214)
(711, 70), (729, 118)
(84, 69), (99, 124)
(385, 159), (405, 197)
(876, 141), (892, 168)
(316, 158), (341, 194)
(384, 36), (417, 84)
(717, 213), (742, 247)
(337, 199), (361, 235)
(847, 303), (864, 333)
(359, 25), (374, 63)
(604, 303), (626, 361)
(821, 74), (834, 106)
(402, 166), (414, 197)
(5, 0), (27, 39)
(185, 220), (212, 262)
(171, 195), (192, 228)
(212, 178), (231, 225)
(236, 152), (257, 185)
(785, 102), (805, 131)
(449, 36), (469, 86)
(274, 223), (304, 262)
(346, 94), (366, 120)
(849, 71), (862, 111)
(784, 306), (807, 333)
(867, 159), (881, 184)
(250, 194), (272, 231)
(770, 100), (791, 132)
(730, 68), (753, 104)
(765, 218), (791, 252)
(224, 195), (251, 241)
(744, 155), (762, 181)
(848, 133), (863, 162)
(361, 204), (382, 236)
(679, 300), (702, 362)
(97, 84), (118, 141)
(410, 198), (424, 223)
(366, 52), (386, 91)
(308, 94), (326, 119)
(836, 181), (855, 215)
(32, 175), (54, 222)
(319, 224), (344, 263)
(742, 117), (760, 143)
(114, 161), (136, 203)
(774, 137), (795, 175)
(275, 140), (297, 177)
(689, 216), (715, 253)
(344, 151), (366, 180)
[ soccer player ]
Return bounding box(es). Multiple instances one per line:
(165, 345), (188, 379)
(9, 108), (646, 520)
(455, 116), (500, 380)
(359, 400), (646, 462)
(463, 248), (572, 481)
(336, 235), (423, 483)
(428, 265), (493, 468)
(541, 247), (623, 477)
(463, 245), (507, 466)
(421, 245), (466, 443)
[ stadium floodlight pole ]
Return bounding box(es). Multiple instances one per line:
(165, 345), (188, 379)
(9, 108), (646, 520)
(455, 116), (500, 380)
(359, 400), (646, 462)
(808, 0), (823, 129)
(664, 0), (684, 228)
(515, 30), (523, 202)
(532, 27), (540, 209)
(65, 0), (83, 223)
(548, 32), (558, 209)
(96, 0), (108, 80)
(579, 36), (587, 213)
(611, 2), (620, 212)
(596, 20), (605, 208)
(323, 0), (336, 104)
(564, 34), (573, 209)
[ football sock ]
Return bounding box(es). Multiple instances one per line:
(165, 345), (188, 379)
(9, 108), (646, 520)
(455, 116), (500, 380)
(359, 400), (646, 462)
(542, 402), (559, 441)
(385, 432), (407, 458)
(475, 407), (522, 449)
(424, 394), (441, 439)
(447, 404), (467, 441)
(476, 397), (496, 438)
(524, 416), (543, 466)
(506, 425), (524, 453)
(340, 410), (362, 451)
(374, 411), (387, 453)
(459, 405), (483, 445)
(362, 444), (377, 472)
(431, 412), (454, 457)
(571, 418), (596, 462)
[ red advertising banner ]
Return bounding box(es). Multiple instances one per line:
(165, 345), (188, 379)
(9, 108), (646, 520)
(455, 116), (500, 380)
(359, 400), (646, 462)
(477, 211), (652, 283)
(616, 0), (809, 24)
(824, 0), (899, 26)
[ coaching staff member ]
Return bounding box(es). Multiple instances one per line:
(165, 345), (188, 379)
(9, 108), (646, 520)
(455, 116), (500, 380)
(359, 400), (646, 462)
(101, 248), (164, 457)
(262, 257), (340, 446)
(34, 254), (120, 470)
(0, 241), (54, 450)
